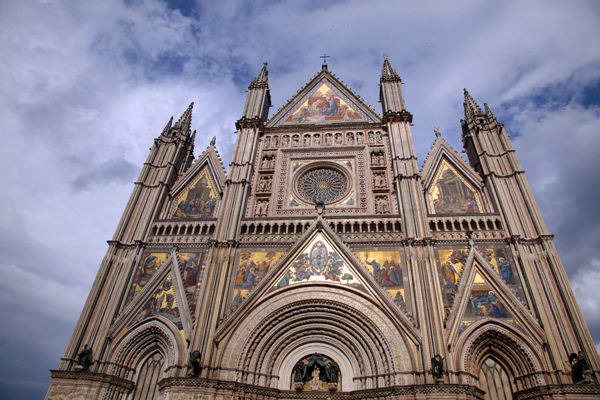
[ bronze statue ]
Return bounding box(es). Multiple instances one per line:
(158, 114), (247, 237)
(431, 354), (444, 381)
(76, 345), (93, 371)
(569, 351), (590, 383)
(189, 350), (202, 377)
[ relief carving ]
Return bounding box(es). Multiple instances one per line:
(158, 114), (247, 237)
(254, 200), (269, 217)
(375, 195), (391, 214)
(373, 172), (387, 188)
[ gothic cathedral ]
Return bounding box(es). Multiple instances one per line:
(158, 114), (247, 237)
(46, 57), (600, 400)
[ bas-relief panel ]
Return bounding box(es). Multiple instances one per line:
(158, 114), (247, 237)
(282, 82), (366, 125)
(129, 274), (186, 341)
(354, 250), (412, 314)
(229, 250), (285, 309)
(126, 249), (207, 310)
(427, 162), (482, 214)
(434, 245), (528, 336)
(171, 167), (218, 219)
(273, 236), (367, 294)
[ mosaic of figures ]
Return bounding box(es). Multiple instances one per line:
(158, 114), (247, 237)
(428, 163), (482, 214)
(170, 168), (218, 219)
(263, 131), (382, 149)
(434, 245), (527, 334)
(128, 274), (186, 340)
(280, 82), (367, 125)
(126, 249), (207, 312)
(230, 250), (285, 310)
(355, 250), (412, 314)
(457, 270), (524, 337)
(273, 235), (368, 294)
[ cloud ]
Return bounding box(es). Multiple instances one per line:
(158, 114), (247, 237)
(1, 0), (600, 398)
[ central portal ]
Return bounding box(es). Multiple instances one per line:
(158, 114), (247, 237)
(291, 353), (341, 391)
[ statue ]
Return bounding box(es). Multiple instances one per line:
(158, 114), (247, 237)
(569, 352), (591, 383)
(210, 136), (216, 146)
(75, 345), (93, 371)
(434, 127), (441, 138)
(292, 360), (307, 389)
(282, 135), (289, 147)
(189, 350), (202, 377)
(261, 157), (270, 169)
(325, 361), (340, 383)
(292, 136), (299, 146)
(431, 354), (445, 382)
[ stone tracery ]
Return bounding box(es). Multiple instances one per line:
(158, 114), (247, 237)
(295, 167), (350, 204)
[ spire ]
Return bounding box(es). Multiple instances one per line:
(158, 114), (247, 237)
(162, 116), (173, 136)
(381, 54), (401, 82)
(484, 103), (495, 120)
(249, 62), (269, 89)
(463, 89), (482, 119)
(173, 102), (194, 135)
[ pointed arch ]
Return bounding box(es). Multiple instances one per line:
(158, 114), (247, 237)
(456, 320), (547, 392)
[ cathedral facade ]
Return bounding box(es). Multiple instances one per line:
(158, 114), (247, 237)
(46, 57), (599, 400)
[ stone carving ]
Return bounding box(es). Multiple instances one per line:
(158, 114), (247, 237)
(368, 131), (375, 144)
(271, 136), (278, 148)
(376, 131), (383, 144)
(313, 134), (321, 146)
(375, 195), (390, 214)
(335, 133), (342, 145)
(371, 151), (385, 166)
(75, 345), (93, 372)
(347, 132), (354, 145)
(257, 176), (272, 192)
(295, 167), (349, 204)
(325, 133), (332, 145)
(303, 135), (311, 146)
(373, 172), (387, 188)
(189, 350), (202, 377)
(282, 135), (290, 147)
(261, 157), (270, 169)
(264, 136), (270, 148)
(431, 354), (445, 382)
(434, 127), (441, 138)
(254, 200), (269, 217)
(310, 367), (321, 390)
(356, 132), (364, 144)
(292, 135), (299, 147)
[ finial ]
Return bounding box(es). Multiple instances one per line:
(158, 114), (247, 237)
(384, 54), (388, 61)
(263, 62), (268, 67)
(210, 136), (216, 146)
(434, 127), (441, 138)
(320, 54), (330, 65)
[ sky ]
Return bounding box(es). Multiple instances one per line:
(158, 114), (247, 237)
(1, 0), (599, 398)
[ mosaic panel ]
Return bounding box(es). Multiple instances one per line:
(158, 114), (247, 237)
(427, 161), (482, 214)
(170, 167), (218, 218)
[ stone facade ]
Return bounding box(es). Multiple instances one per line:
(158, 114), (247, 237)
(45, 58), (600, 400)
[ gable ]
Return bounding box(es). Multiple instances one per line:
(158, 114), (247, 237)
(170, 165), (220, 219)
(268, 72), (381, 127)
(427, 160), (484, 214)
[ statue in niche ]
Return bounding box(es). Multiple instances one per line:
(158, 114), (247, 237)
(265, 176), (272, 192)
(282, 135), (290, 147)
(261, 157), (270, 169)
(325, 134), (333, 145)
(379, 154), (385, 165)
(376, 131), (383, 144)
(269, 157), (275, 169)
(75, 345), (93, 371)
(271, 136), (278, 148)
(368, 131), (375, 144)
(326, 361), (340, 384)
(292, 135), (299, 146)
(375, 195), (390, 214)
(347, 132), (354, 145)
(254, 200), (269, 217)
(293, 361), (307, 389)
(431, 354), (445, 382)
(569, 352), (591, 383)
(373, 172), (387, 188)
(257, 177), (267, 192)
(313, 135), (321, 146)
(356, 132), (364, 144)
(189, 350), (202, 377)
(264, 136), (270, 148)
(310, 367), (321, 390)
(304, 135), (311, 146)
(335, 133), (342, 145)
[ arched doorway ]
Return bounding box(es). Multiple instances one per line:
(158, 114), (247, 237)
(478, 356), (513, 400)
(131, 351), (164, 400)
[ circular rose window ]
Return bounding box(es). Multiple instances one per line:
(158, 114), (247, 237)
(295, 165), (350, 204)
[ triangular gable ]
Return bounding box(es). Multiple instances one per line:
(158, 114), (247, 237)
(114, 249), (208, 343)
(267, 70), (381, 127)
(443, 247), (543, 348)
(421, 138), (486, 214)
(166, 145), (226, 220)
(215, 217), (420, 344)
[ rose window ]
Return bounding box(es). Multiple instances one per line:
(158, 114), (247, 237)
(295, 167), (350, 204)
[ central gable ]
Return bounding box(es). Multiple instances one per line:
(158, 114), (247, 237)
(268, 71), (381, 127)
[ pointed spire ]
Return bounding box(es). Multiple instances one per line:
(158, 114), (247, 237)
(173, 102), (194, 134)
(381, 54), (401, 82)
(162, 116), (173, 136)
(249, 62), (269, 89)
(463, 89), (482, 119)
(484, 103), (495, 120)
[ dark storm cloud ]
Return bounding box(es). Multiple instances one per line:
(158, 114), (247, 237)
(1, 1), (600, 399)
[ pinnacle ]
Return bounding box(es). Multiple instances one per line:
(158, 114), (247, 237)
(381, 54), (400, 81)
(249, 62), (269, 89)
(174, 102), (194, 134)
(463, 89), (482, 116)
